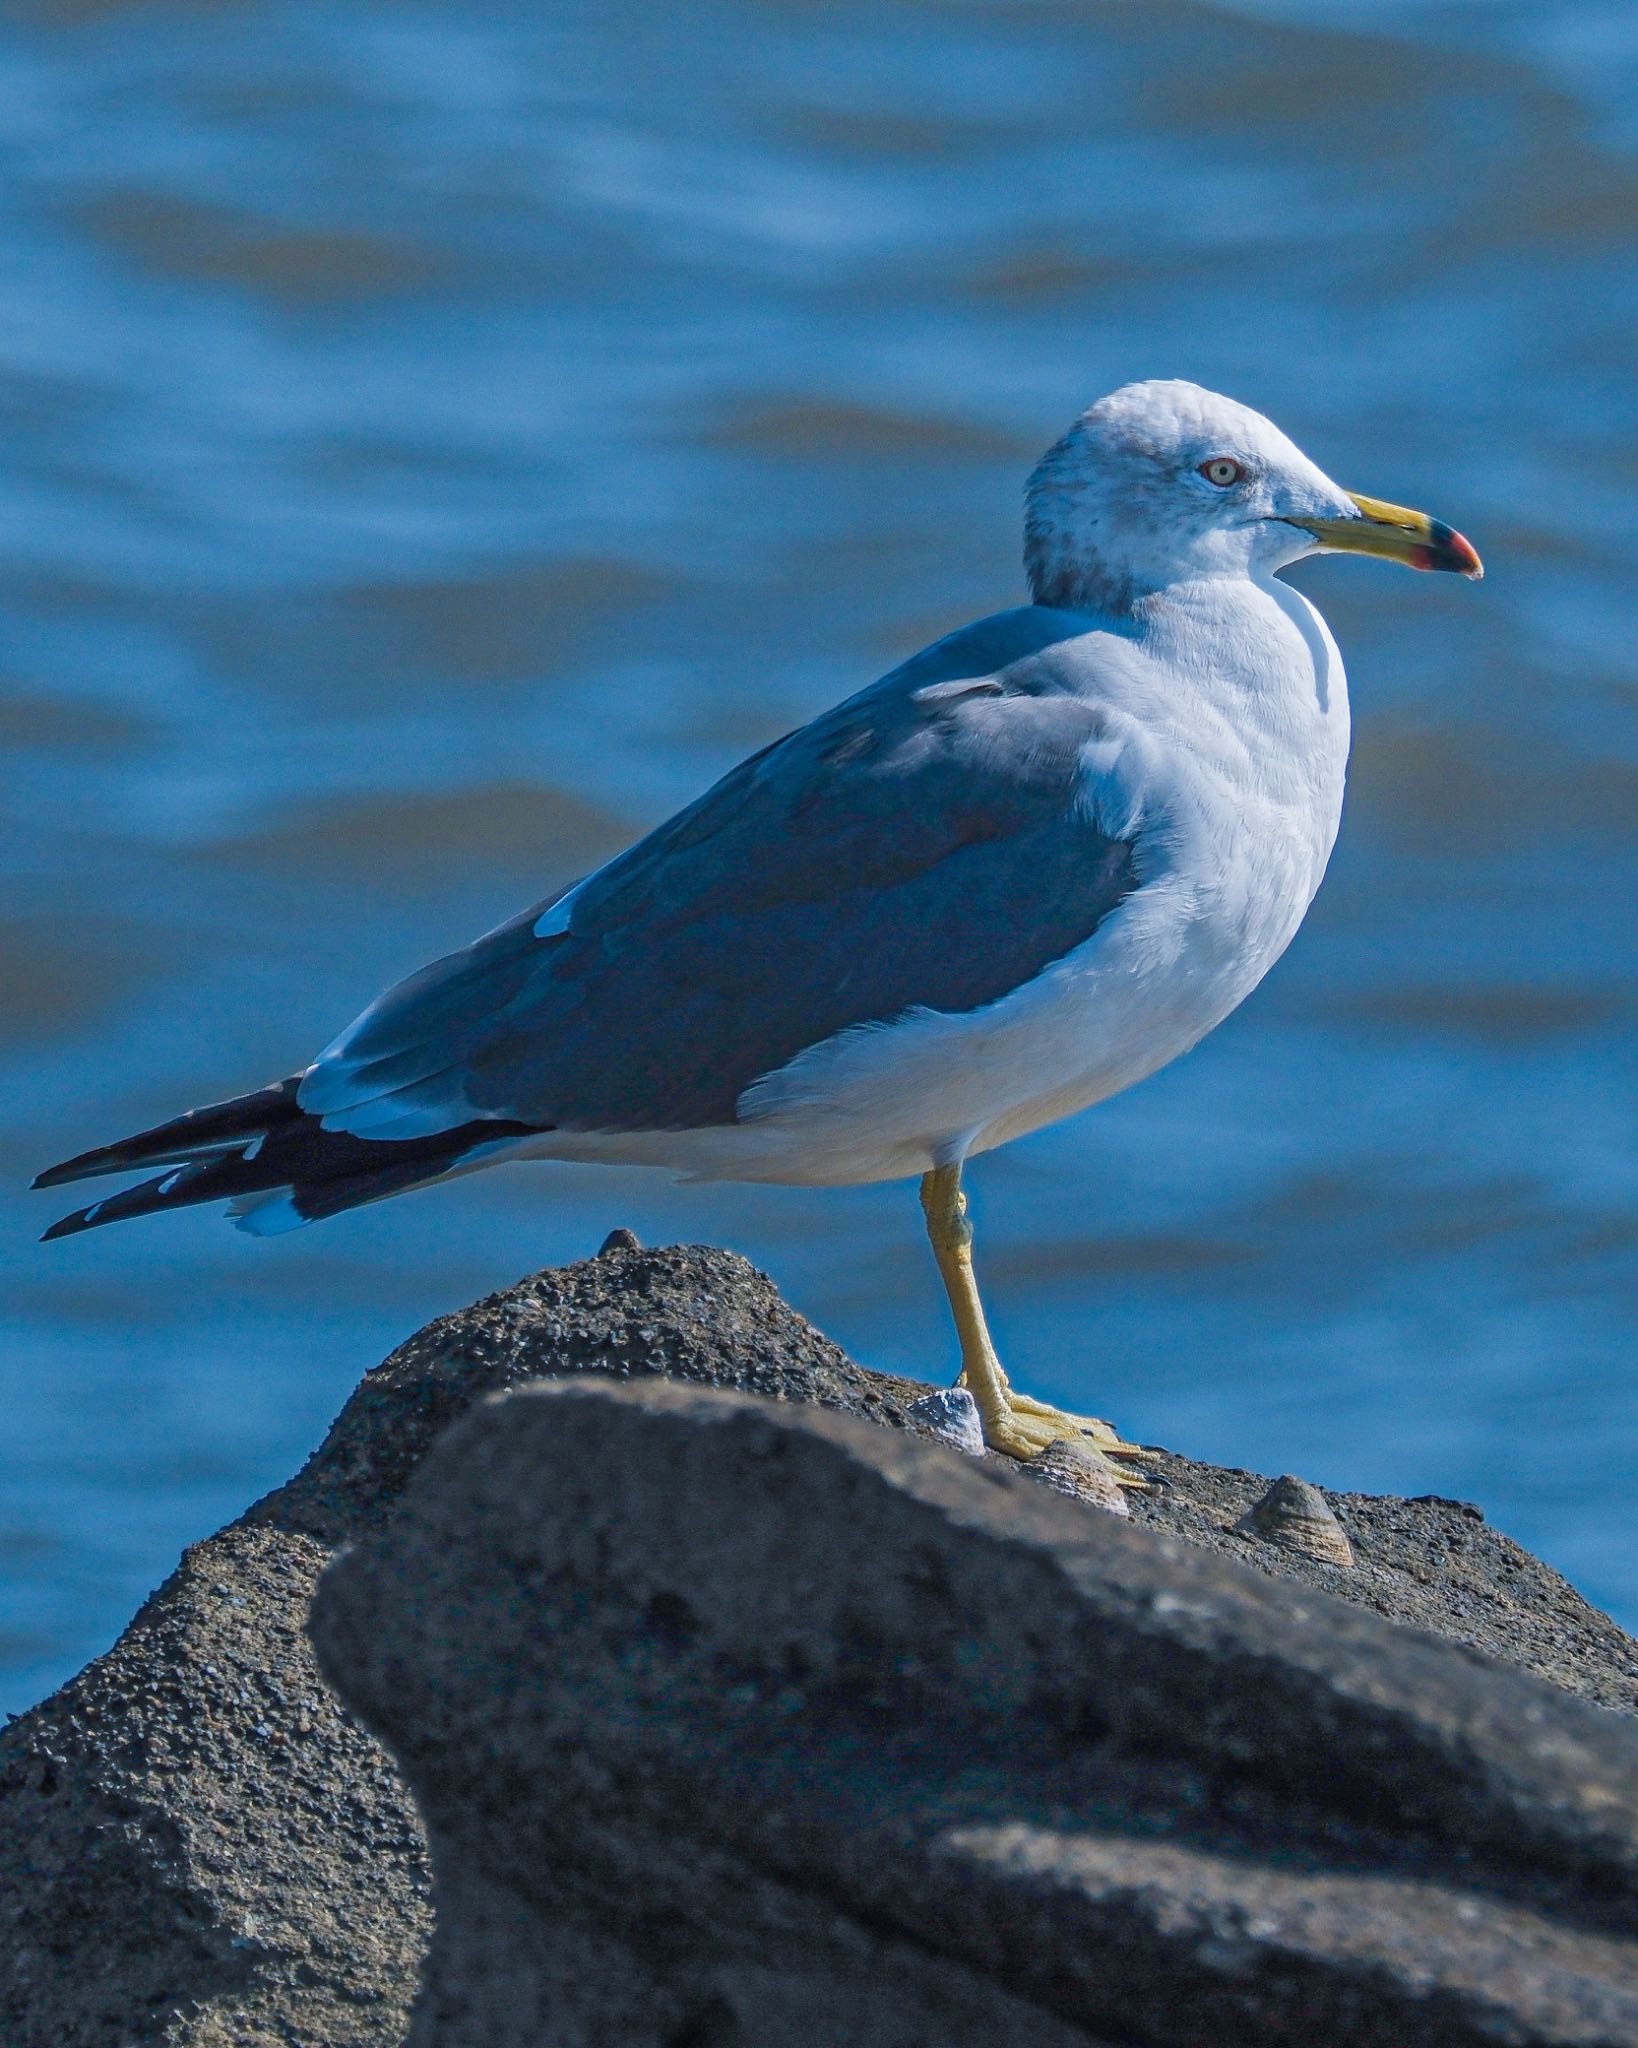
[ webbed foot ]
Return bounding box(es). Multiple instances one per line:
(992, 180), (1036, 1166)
(966, 1382), (1149, 1483)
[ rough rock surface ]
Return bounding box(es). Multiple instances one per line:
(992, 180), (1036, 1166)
(0, 1240), (1634, 2046)
(313, 1375), (1638, 2048)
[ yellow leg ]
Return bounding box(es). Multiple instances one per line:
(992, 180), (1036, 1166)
(919, 1163), (1146, 1477)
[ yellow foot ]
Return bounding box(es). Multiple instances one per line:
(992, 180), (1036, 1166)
(968, 1388), (1149, 1484)
(1004, 1390), (1147, 1460)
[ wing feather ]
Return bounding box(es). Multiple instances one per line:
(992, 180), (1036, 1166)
(302, 608), (1144, 1138)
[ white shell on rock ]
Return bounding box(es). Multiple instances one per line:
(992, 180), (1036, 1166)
(1234, 1475), (1353, 1567)
(1017, 1439), (1130, 1517)
(905, 1387), (986, 1458)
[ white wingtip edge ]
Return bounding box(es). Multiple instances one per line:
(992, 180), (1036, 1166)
(229, 1189), (311, 1237)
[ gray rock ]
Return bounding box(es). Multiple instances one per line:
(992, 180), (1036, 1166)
(0, 1243), (913, 2048)
(312, 1375), (1638, 2048)
(0, 1520), (430, 2048)
(904, 1384), (985, 1456)
(0, 1240), (1634, 2046)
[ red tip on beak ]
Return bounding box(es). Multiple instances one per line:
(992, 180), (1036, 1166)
(1415, 520), (1484, 581)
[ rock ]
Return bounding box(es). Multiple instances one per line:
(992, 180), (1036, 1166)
(0, 1243), (924, 2048)
(904, 1384), (985, 1456)
(0, 1241), (1634, 2047)
(1128, 1448), (1638, 1712)
(0, 1518), (429, 2048)
(1234, 1473), (1355, 1566)
(311, 1375), (1638, 2048)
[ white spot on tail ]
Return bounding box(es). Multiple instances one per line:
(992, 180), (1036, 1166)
(231, 1189), (310, 1237)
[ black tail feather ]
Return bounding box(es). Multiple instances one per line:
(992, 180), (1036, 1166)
(41, 1151), (283, 1241)
(38, 1078), (541, 1240)
(32, 1078), (305, 1190)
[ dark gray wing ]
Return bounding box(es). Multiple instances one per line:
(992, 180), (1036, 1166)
(300, 609), (1140, 1138)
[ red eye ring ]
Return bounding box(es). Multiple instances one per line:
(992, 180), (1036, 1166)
(1199, 457), (1246, 487)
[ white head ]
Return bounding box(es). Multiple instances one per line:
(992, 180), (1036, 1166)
(1024, 379), (1480, 613)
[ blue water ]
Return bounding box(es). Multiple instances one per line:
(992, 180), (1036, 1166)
(2, 0), (1635, 1716)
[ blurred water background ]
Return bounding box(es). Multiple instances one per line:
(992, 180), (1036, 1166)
(1, 0), (1635, 1715)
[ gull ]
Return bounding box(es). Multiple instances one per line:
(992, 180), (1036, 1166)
(35, 381), (1481, 1469)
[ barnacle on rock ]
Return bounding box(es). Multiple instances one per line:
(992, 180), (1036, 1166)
(1234, 1474), (1354, 1567)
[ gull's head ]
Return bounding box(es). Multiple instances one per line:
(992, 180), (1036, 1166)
(1024, 379), (1482, 614)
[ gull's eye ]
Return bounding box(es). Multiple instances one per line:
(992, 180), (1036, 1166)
(1199, 457), (1246, 488)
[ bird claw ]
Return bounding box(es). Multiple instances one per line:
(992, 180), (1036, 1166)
(1004, 1390), (1147, 1454)
(972, 1390), (1150, 1485)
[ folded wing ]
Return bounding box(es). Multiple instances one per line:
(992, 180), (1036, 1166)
(302, 615), (1142, 1143)
(41, 610), (1146, 1234)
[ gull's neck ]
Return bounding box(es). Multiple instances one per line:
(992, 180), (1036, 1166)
(1028, 555), (1156, 619)
(1117, 571), (1339, 696)
(1102, 571), (1352, 817)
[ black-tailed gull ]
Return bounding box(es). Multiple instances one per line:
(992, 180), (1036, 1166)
(36, 380), (1482, 1468)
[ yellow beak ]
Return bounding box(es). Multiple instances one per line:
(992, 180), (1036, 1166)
(1291, 493), (1483, 580)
